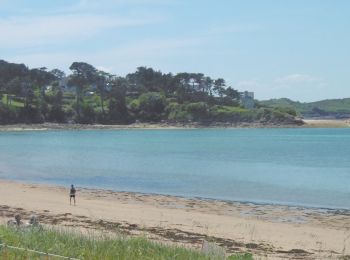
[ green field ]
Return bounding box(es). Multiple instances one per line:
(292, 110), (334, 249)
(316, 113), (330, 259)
(1, 94), (25, 108)
(0, 225), (252, 260)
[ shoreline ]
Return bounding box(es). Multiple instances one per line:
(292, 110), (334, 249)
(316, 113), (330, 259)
(1, 179), (350, 259)
(0, 122), (302, 131)
(0, 119), (349, 132)
(4, 177), (350, 214)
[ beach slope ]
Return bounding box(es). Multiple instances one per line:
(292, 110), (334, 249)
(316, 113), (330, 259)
(0, 180), (349, 259)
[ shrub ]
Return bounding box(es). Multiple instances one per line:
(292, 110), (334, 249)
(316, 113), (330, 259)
(0, 104), (18, 124)
(165, 102), (192, 122)
(210, 105), (256, 122)
(138, 92), (166, 121)
(79, 102), (96, 124)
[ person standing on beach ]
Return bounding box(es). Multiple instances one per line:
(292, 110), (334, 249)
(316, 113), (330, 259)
(70, 184), (76, 205)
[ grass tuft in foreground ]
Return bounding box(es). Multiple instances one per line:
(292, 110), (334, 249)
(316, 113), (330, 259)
(0, 225), (252, 259)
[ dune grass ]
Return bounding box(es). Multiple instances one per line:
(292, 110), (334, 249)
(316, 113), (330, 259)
(0, 225), (252, 260)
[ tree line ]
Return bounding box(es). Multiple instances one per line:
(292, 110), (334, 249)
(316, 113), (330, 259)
(0, 59), (299, 125)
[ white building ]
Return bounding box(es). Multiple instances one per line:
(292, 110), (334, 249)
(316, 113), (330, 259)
(240, 91), (255, 109)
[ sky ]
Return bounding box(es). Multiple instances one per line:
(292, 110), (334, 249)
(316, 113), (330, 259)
(0, 0), (349, 102)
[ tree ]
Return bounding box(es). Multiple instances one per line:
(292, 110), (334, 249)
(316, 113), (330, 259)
(68, 62), (97, 122)
(30, 67), (56, 119)
(30, 67), (56, 97)
(213, 78), (226, 97)
(225, 87), (240, 101)
(48, 88), (65, 122)
(108, 77), (128, 123)
(128, 67), (163, 93)
(138, 92), (166, 121)
(21, 79), (35, 109)
(49, 69), (66, 80)
(95, 70), (111, 117)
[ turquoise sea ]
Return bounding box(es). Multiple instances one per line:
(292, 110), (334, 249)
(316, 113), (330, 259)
(0, 128), (350, 209)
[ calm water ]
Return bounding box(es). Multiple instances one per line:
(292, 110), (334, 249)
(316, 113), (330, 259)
(0, 128), (350, 209)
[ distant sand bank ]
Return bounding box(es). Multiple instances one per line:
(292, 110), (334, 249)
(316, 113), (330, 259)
(1, 180), (350, 259)
(0, 119), (349, 132)
(304, 119), (350, 128)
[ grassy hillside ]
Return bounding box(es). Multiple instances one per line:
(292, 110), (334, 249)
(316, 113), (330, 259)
(260, 98), (350, 118)
(0, 225), (252, 260)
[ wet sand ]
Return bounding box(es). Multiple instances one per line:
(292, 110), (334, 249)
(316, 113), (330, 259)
(1, 180), (350, 259)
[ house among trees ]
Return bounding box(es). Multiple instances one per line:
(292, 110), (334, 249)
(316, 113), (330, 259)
(0, 59), (301, 125)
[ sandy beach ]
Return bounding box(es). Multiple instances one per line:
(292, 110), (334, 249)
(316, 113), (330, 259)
(303, 119), (350, 128)
(0, 118), (349, 132)
(1, 180), (349, 259)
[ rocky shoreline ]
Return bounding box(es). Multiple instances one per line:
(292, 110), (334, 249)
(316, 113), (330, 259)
(0, 121), (306, 131)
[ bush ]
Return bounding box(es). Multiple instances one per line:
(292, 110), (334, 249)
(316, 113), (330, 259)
(138, 92), (166, 121)
(0, 104), (18, 124)
(18, 106), (44, 123)
(79, 102), (96, 124)
(48, 105), (66, 123)
(256, 107), (297, 124)
(185, 102), (209, 120)
(210, 105), (256, 122)
(108, 98), (129, 124)
(165, 102), (191, 122)
(275, 107), (298, 117)
(128, 99), (140, 114)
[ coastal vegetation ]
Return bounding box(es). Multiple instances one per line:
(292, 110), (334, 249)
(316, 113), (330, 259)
(0, 59), (301, 125)
(261, 98), (350, 118)
(0, 225), (252, 259)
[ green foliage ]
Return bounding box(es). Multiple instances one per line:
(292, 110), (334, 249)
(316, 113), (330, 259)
(260, 97), (350, 117)
(0, 59), (302, 125)
(0, 104), (18, 124)
(79, 102), (96, 124)
(166, 102), (210, 122)
(210, 106), (256, 122)
(129, 99), (140, 113)
(48, 106), (66, 123)
(274, 107), (297, 117)
(138, 92), (166, 121)
(166, 102), (191, 121)
(0, 225), (252, 259)
(185, 102), (209, 120)
(256, 107), (299, 124)
(108, 98), (129, 123)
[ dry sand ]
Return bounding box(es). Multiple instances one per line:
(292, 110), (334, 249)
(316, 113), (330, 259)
(1, 119), (350, 133)
(1, 180), (350, 259)
(303, 119), (350, 128)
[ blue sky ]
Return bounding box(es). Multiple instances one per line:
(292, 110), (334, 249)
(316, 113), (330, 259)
(0, 0), (349, 101)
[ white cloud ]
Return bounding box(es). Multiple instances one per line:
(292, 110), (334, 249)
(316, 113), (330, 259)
(274, 74), (320, 84)
(5, 35), (205, 74)
(0, 14), (161, 48)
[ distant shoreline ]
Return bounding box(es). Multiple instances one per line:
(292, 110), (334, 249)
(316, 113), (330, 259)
(0, 119), (349, 131)
(303, 118), (350, 128)
(0, 122), (299, 131)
